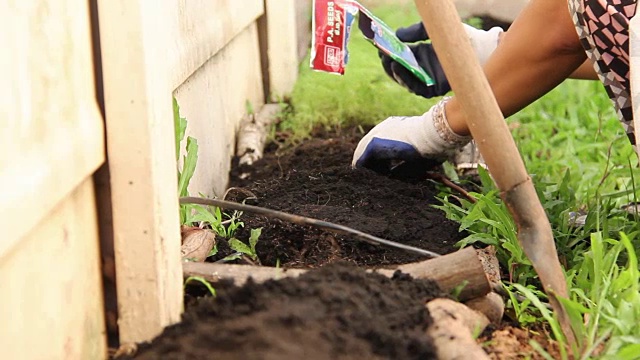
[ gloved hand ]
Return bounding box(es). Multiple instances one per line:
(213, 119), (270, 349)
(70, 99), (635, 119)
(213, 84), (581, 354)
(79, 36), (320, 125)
(382, 22), (503, 98)
(352, 98), (471, 173)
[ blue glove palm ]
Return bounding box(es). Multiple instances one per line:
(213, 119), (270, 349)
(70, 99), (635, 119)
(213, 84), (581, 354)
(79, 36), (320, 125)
(352, 137), (441, 175)
(352, 102), (471, 174)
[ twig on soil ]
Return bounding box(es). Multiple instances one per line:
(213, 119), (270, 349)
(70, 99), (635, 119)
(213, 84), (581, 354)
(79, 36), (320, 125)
(241, 254), (259, 266)
(426, 172), (477, 204)
(180, 196), (442, 258)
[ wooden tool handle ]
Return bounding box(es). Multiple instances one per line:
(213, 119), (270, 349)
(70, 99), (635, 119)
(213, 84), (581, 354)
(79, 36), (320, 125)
(413, 0), (527, 191)
(412, 0), (576, 346)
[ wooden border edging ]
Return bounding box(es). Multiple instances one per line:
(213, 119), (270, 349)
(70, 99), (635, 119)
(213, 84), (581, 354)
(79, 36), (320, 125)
(183, 247), (493, 302)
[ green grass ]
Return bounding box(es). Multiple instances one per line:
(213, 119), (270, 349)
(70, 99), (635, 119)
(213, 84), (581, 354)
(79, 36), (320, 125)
(283, 4), (640, 359)
(280, 3), (435, 141)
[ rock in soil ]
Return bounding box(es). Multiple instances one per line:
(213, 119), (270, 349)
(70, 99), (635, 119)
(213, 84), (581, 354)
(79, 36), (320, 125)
(129, 263), (446, 360)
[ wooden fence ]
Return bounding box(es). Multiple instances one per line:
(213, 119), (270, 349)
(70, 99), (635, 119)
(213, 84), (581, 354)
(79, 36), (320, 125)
(1, 1), (107, 358)
(9, 1), (637, 359)
(2, 0), (310, 358)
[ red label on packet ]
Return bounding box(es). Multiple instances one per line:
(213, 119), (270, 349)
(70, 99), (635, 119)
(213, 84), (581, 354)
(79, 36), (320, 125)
(310, 0), (358, 75)
(311, 0), (434, 85)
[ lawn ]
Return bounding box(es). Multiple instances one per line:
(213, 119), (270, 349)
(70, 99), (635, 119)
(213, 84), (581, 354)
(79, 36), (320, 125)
(281, 2), (640, 358)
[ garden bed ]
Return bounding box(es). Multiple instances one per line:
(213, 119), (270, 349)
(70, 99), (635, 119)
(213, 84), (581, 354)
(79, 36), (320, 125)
(121, 126), (567, 360)
(223, 127), (464, 267)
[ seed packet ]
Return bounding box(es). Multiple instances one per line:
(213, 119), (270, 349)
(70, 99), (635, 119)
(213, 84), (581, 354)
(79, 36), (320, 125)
(310, 0), (434, 86)
(310, 0), (358, 75)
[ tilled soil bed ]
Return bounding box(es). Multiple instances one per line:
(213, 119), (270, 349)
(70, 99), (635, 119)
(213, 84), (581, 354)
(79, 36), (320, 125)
(221, 127), (464, 267)
(125, 126), (560, 359)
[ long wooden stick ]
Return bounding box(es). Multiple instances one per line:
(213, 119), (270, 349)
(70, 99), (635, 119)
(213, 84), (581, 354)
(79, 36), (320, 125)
(413, 0), (575, 345)
(180, 196), (441, 258)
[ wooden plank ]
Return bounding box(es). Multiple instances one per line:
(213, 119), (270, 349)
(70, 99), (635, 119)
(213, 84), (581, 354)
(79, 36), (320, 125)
(98, 0), (183, 344)
(184, 262), (306, 286)
(184, 247), (492, 302)
(0, 179), (106, 359)
(264, 0), (301, 99)
(0, 0), (105, 259)
(174, 24), (265, 197)
(295, 0), (313, 61)
(168, 0), (264, 88)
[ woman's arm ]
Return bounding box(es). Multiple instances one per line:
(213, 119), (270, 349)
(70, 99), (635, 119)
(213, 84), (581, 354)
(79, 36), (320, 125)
(495, 33), (597, 81)
(445, 0), (588, 135)
(570, 59), (598, 80)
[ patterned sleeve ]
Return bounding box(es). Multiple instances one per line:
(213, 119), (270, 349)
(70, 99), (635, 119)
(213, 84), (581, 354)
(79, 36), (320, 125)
(569, 0), (637, 145)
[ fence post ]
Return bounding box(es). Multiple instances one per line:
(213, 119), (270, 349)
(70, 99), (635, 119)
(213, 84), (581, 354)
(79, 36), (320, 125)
(98, 0), (183, 344)
(262, 0), (312, 100)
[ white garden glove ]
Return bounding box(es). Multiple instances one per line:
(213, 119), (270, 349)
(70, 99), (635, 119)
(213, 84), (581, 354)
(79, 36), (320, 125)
(463, 24), (503, 65)
(352, 98), (471, 173)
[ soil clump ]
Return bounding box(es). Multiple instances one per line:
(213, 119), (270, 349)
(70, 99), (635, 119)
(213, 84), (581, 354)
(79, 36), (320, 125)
(131, 263), (445, 360)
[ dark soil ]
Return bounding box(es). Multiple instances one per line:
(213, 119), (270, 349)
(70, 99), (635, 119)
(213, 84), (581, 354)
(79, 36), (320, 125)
(221, 127), (465, 268)
(124, 127), (483, 360)
(131, 263), (446, 360)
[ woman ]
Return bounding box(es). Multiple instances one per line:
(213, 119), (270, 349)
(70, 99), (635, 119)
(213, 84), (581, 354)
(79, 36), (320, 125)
(352, 0), (637, 172)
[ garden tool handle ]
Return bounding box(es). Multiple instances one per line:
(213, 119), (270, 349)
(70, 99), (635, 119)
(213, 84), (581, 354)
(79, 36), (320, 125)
(413, 1), (523, 191)
(412, 0), (576, 347)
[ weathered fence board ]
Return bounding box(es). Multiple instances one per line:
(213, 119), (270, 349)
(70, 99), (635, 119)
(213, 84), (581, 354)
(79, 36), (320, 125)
(174, 23), (265, 197)
(296, 0), (313, 61)
(99, 0), (267, 344)
(168, 0), (264, 89)
(262, 0), (312, 100)
(0, 0), (106, 357)
(2, 0), (311, 351)
(1, 180), (106, 359)
(98, 0), (183, 344)
(0, 0), (105, 258)
(264, 0), (304, 99)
